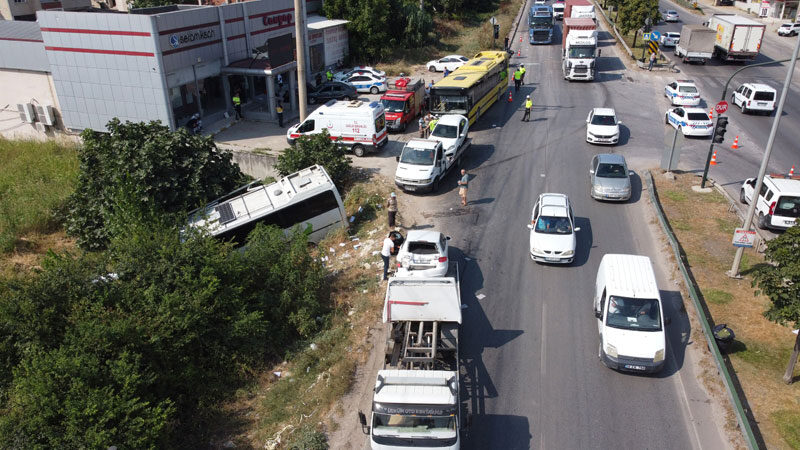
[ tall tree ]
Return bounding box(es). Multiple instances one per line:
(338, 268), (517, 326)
(752, 225), (800, 384)
(616, 0), (661, 35)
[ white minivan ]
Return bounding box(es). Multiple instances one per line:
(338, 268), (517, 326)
(287, 100), (388, 157)
(594, 254), (666, 374)
(740, 174), (800, 230)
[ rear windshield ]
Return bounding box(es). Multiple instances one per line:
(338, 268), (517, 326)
(591, 115), (616, 126)
(432, 124), (458, 138)
(375, 113), (386, 132)
(678, 86), (698, 93)
(775, 196), (800, 218)
(687, 113), (710, 121)
(597, 163), (627, 178)
(754, 91), (775, 101)
(407, 242), (438, 254)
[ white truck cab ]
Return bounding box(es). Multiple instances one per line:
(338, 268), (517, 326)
(740, 174), (800, 230)
(594, 254), (666, 374)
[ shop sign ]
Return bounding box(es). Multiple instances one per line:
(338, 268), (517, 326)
(169, 29), (216, 48)
(263, 13), (293, 27)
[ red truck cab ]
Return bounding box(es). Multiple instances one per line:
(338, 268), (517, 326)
(380, 77), (425, 132)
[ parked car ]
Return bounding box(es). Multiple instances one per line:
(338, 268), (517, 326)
(586, 107), (621, 145)
(344, 72), (387, 94)
(527, 193), (580, 264)
(665, 107), (713, 137)
(664, 79), (701, 106)
(664, 10), (679, 22)
(590, 154), (632, 201)
(334, 66), (386, 81)
(307, 81), (358, 104)
(426, 55), (469, 72)
(731, 82), (777, 114)
(395, 230), (450, 277)
(777, 22), (800, 36)
(660, 31), (681, 47)
(739, 175), (800, 230)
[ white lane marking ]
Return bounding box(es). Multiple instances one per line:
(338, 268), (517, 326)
(541, 302), (547, 377)
(476, 293), (486, 300)
(669, 343), (704, 450)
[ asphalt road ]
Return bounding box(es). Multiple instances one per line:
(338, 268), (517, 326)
(403, 4), (732, 448)
(652, 0), (800, 238)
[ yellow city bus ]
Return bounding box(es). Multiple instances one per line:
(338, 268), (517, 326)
(429, 51), (510, 125)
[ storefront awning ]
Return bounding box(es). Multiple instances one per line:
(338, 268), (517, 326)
(222, 59), (297, 77)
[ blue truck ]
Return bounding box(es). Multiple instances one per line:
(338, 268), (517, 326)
(529, 5), (554, 44)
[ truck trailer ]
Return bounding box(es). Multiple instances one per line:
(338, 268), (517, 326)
(564, 0), (595, 20)
(359, 275), (464, 449)
(674, 24), (716, 64)
(562, 17), (598, 81)
(707, 14), (765, 62)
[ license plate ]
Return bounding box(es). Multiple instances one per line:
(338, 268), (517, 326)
(405, 185), (417, 191)
(604, 194), (615, 198)
(786, 220), (795, 225)
(758, 102), (767, 106)
(624, 364), (646, 371)
(546, 257), (561, 262)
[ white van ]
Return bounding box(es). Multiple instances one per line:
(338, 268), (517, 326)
(740, 174), (800, 230)
(731, 83), (777, 114)
(287, 100), (388, 157)
(593, 254), (666, 374)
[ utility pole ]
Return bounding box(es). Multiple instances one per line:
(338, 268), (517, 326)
(728, 34), (800, 278)
(294, 0), (308, 121)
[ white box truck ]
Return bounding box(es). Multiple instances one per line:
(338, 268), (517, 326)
(674, 24), (716, 64)
(707, 14), (766, 62)
(358, 275), (465, 449)
(286, 99), (388, 157)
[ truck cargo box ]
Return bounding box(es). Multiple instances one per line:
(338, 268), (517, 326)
(562, 17), (596, 48)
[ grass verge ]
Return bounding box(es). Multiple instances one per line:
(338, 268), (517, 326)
(653, 171), (800, 449)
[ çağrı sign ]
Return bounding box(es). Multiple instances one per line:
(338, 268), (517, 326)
(732, 228), (756, 248)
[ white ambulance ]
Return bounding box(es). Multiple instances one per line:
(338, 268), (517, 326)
(287, 100), (388, 157)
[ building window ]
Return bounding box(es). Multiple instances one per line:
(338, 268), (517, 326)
(14, 0), (27, 3)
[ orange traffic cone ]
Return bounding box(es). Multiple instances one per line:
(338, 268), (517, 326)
(790, 165), (796, 176)
(731, 135), (739, 149)
(519, 36), (523, 43)
(708, 110), (713, 120)
(710, 151), (718, 165)
(517, 49), (521, 56)
(508, 89), (513, 102)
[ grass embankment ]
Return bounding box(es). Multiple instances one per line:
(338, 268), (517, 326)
(380, 0), (525, 75)
(0, 138), (78, 267)
(653, 171), (800, 449)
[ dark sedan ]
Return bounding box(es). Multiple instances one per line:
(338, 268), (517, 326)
(307, 81), (358, 104)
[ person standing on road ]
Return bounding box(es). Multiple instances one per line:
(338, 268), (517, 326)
(520, 64), (526, 84)
(276, 103), (284, 127)
(458, 169), (469, 206)
(522, 95), (532, 122)
(418, 116), (426, 137)
(423, 113), (431, 137)
(513, 68), (522, 91)
(381, 232), (396, 281)
(429, 115), (439, 135)
(387, 192), (398, 228)
(648, 51), (657, 71)
(326, 69), (333, 81)
(232, 90), (242, 119)
(443, 67), (450, 78)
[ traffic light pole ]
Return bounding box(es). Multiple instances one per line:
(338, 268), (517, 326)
(728, 34), (800, 278)
(700, 57), (792, 188)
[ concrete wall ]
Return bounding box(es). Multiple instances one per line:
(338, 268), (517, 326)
(0, 21), (50, 71)
(1, 0), (91, 20)
(0, 69), (60, 139)
(323, 24), (347, 67)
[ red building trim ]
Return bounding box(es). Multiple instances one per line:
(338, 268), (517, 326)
(45, 46), (155, 57)
(40, 27), (151, 37)
(224, 17), (244, 24)
(0, 37), (44, 43)
(40, 2), (63, 9)
(226, 33), (246, 41)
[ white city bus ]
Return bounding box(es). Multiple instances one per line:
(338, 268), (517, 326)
(185, 165), (347, 245)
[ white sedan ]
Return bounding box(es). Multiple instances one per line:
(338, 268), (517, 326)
(665, 107), (713, 137)
(527, 193), (580, 264)
(396, 230), (450, 277)
(426, 55), (469, 73)
(586, 107), (620, 145)
(334, 66), (386, 81)
(664, 80), (701, 106)
(344, 73), (387, 94)
(660, 32), (680, 47)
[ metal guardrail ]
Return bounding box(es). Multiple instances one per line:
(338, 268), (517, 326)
(645, 171), (759, 450)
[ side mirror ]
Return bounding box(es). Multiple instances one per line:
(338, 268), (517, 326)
(617, 120), (623, 125)
(395, 156), (400, 162)
(585, 119), (590, 123)
(629, 170), (635, 176)
(594, 310), (601, 319)
(574, 227), (581, 232)
(527, 224), (533, 230)
(589, 169), (595, 174)
(358, 410), (370, 434)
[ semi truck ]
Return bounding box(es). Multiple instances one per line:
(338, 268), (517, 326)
(358, 274), (465, 449)
(380, 77), (425, 132)
(565, 0), (595, 20)
(674, 25), (716, 64)
(707, 14), (765, 62)
(562, 17), (598, 81)
(529, 5), (555, 44)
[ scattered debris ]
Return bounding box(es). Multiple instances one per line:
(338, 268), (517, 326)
(310, 343), (318, 351)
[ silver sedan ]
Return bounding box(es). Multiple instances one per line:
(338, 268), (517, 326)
(590, 154), (633, 201)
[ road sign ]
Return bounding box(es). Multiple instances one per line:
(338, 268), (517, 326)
(643, 33), (651, 41)
(715, 101), (729, 114)
(490, 16), (498, 25)
(732, 228), (757, 248)
(648, 40), (659, 53)
(650, 31), (661, 41)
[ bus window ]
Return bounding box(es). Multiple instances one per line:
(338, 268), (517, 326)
(282, 191), (340, 225)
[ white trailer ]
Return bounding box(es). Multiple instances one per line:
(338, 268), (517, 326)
(707, 14), (766, 62)
(674, 25), (716, 64)
(359, 275), (465, 449)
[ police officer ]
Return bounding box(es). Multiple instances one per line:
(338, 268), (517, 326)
(520, 64), (527, 84)
(326, 69), (333, 82)
(232, 90), (242, 119)
(276, 103), (284, 127)
(513, 68), (522, 91)
(429, 115), (439, 135)
(522, 95), (532, 122)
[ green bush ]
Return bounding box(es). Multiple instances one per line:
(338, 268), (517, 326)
(287, 424), (328, 450)
(65, 119), (246, 251)
(277, 130), (352, 189)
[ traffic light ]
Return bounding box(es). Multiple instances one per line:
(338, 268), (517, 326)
(713, 116), (728, 143)
(493, 24), (500, 39)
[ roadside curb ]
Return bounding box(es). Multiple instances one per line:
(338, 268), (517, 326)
(645, 170), (759, 450)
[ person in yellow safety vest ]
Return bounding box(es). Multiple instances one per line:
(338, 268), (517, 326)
(326, 69), (333, 81)
(232, 91), (242, 119)
(520, 64), (526, 84)
(513, 69), (522, 91)
(429, 116), (439, 133)
(522, 95), (532, 122)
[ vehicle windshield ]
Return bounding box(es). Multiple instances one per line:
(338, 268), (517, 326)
(678, 86), (698, 93)
(431, 95), (469, 114)
(535, 216), (572, 234)
(568, 46), (595, 58)
(688, 113), (710, 121)
(667, 10), (677, 14)
(399, 147), (435, 166)
(553, 4), (564, 10)
(372, 413), (457, 437)
(381, 99), (405, 113)
(432, 124), (457, 138)
(591, 115), (616, 125)
(530, 16), (552, 25)
(596, 163), (627, 178)
(606, 296), (662, 331)
(775, 196), (800, 218)
(754, 91), (775, 101)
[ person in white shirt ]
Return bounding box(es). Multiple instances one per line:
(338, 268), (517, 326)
(381, 233), (396, 280)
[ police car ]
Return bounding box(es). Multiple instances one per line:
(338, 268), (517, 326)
(344, 73), (387, 94)
(334, 66), (386, 81)
(665, 107), (713, 137)
(664, 80), (701, 106)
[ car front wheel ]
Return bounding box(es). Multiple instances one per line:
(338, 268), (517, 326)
(353, 144), (366, 157)
(429, 66), (437, 72)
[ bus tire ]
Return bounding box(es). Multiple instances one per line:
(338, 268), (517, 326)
(353, 144), (366, 157)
